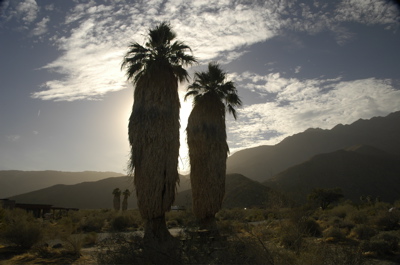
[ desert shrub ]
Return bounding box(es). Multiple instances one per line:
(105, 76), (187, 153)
(243, 208), (268, 222)
(360, 231), (400, 256)
(166, 210), (196, 227)
(278, 222), (304, 251)
(63, 234), (84, 256)
(96, 234), (147, 264)
(361, 231), (400, 255)
(329, 204), (355, 219)
(298, 243), (364, 265)
(348, 210), (368, 225)
(216, 208), (246, 221)
(79, 214), (105, 232)
(298, 218), (322, 237)
(0, 208), (43, 249)
(84, 231), (98, 246)
(373, 210), (400, 231)
(350, 224), (377, 240)
(111, 214), (136, 231)
(323, 227), (345, 242)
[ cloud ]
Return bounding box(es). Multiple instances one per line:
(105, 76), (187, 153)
(16, 0), (39, 24)
(228, 72), (400, 151)
(26, 0), (400, 102)
(32, 16), (49, 36)
(6, 135), (21, 142)
(31, 0), (285, 101)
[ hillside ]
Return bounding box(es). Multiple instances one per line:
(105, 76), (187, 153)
(263, 146), (400, 203)
(9, 176), (135, 209)
(175, 173), (286, 209)
(0, 170), (124, 198)
(227, 111), (400, 182)
(9, 174), (282, 210)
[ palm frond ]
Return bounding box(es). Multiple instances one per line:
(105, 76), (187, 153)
(184, 90), (199, 101)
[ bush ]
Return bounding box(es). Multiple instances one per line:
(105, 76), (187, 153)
(298, 218), (322, 237)
(96, 234), (147, 264)
(329, 204), (355, 219)
(112, 214), (136, 231)
(64, 234), (84, 256)
(79, 215), (105, 232)
(279, 223), (304, 251)
(84, 231), (98, 246)
(350, 224), (377, 240)
(373, 211), (400, 231)
(347, 210), (368, 225)
(323, 227), (345, 242)
(0, 209), (43, 249)
(361, 231), (400, 255)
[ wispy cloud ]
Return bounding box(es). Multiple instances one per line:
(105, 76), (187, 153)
(4, 0), (393, 101)
(6, 135), (21, 142)
(31, 16), (49, 36)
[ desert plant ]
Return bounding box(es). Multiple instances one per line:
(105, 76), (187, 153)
(323, 226), (345, 242)
(278, 222), (304, 252)
(0, 209), (43, 249)
(308, 187), (343, 210)
(185, 62), (241, 231)
(350, 224), (377, 240)
(373, 210), (400, 231)
(63, 234), (84, 256)
(361, 231), (400, 255)
(121, 189), (131, 211)
(112, 214), (137, 231)
(122, 21), (196, 243)
(112, 188), (121, 211)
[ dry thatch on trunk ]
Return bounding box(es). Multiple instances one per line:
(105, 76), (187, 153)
(187, 93), (228, 220)
(128, 64), (180, 220)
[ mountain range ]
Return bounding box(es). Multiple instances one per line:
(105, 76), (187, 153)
(264, 145), (400, 203)
(3, 111), (400, 208)
(0, 170), (123, 198)
(9, 174), (275, 209)
(227, 111), (400, 182)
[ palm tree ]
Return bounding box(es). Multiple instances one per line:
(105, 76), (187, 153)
(121, 22), (196, 242)
(185, 62), (242, 231)
(112, 188), (121, 211)
(122, 189), (131, 211)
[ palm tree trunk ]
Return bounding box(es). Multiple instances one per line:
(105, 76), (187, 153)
(129, 66), (180, 241)
(187, 95), (228, 232)
(122, 197), (128, 211)
(113, 196), (121, 211)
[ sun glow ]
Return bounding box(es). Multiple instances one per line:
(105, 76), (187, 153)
(178, 91), (193, 174)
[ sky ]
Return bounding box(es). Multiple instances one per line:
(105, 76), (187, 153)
(1, 0), (400, 174)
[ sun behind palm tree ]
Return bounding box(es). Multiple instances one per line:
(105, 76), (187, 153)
(185, 62), (242, 232)
(121, 22), (196, 243)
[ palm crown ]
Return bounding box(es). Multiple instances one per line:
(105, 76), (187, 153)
(121, 22), (196, 84)
(185, 62), (242, 119)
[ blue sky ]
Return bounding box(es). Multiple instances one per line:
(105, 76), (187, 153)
(1, 0), (399, 174)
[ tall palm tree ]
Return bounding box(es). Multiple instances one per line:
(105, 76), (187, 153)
(122, 189), (131, 211)
(121, 22), (196, 242)
(112, 188), (121, 211)
(185, 62), (242, 231)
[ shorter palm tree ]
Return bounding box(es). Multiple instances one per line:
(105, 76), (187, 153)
(112, 188), (121, 211)
(185, 62), (242, 231)
(122, 189), (131, 211)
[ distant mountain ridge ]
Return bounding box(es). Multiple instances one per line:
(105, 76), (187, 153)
(174, 174), (282, 209)
(9, 176), (134, 209)
(0, 170), (123, 198)
(263, 145), (400, 203)
(227, 111), (400, 182)
(9, 174), (278, 209)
